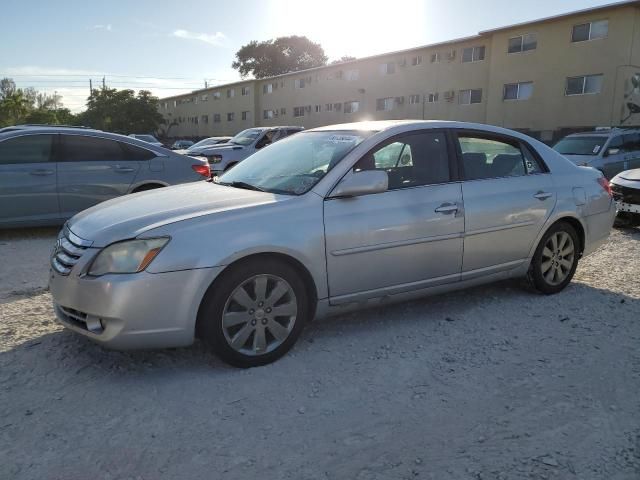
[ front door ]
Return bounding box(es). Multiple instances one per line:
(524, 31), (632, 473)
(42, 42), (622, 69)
(56, 134), (140, 218)
(453, 131), (556, 276)
(324, 130), (464, 304)
(0, 133), (59, 225)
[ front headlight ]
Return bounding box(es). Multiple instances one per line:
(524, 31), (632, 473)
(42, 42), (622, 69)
(88, 238), (169, 276)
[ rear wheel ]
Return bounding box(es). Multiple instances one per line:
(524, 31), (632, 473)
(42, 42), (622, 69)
(198, 259), (310, 368)
(529, 222), (579, 294)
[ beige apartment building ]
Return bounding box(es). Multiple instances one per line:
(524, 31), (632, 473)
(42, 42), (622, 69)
(158, 0), (640, 143)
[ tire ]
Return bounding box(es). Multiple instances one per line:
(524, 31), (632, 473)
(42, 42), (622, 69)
(614, 212), (640, 228)
(198, 258), (310, 368)
(528, 222), (580, 295)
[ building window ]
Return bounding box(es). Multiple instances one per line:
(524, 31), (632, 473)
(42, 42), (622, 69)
(344, 101), (360, 113)
(263, 83), (273, 94)
(294, 78), (306, 89)
(227, 88), (235, 98)
(572, 20), (608, 42)
(202, 94), (208, 102)
(459, 89), (483, 104)
(503, 82), (533, 100)
(430, 52), (440, 63)
(409, 94), (421, 105)
(376, 97), (395, 111)
(241, 111), (249, 121)
(462, 46), (485, 63)
(241, 86), (250, 96)
(508, 33), (537, 53)
(293, 106), (305, 117)
(201, 114), (209, 124)
(379, 62), (395, 75)
(315, 104), (322, 113)
(263, 109), (274, 119)
(213, 113), (221, 123)
(565, 74), (603, 95)
(427, 93), (439, 103)
(194, 116), (199, 124)
(411, 55), (423, 66)
(213, 92), (221, 100)
(345, 69), (359, 81)
(325, 103), (334, 112)
(227, 112), (235, 121)
(280, 108), (286, 115)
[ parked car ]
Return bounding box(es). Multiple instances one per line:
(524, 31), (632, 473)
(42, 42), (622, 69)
(553, 128), (640, 179)
(611, 168), (640, 227)
(49, 120), (614, 367)
(128, 134), (164, 148)
(171, 139), (194, 150)
(0, 126), (210, 227)
(198, 126), (303, 175)
(184, 137), (233, 155)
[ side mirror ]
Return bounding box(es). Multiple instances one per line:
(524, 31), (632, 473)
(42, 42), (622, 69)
(330, 170), (388, 198)
(604, 148), (620, 157)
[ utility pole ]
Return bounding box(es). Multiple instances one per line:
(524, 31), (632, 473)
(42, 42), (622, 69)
(102, 76), (106, 89)
(205, 79), (208, 88)
(89, 79), (93, 95)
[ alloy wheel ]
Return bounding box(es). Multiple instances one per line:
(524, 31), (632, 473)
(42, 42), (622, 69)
(540, 231), (575, 286)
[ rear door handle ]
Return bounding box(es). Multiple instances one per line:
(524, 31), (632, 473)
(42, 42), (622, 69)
(114, 165), (135, 173)
(434, 203), (458, 214)
(533, 191), (553, 200)
(29, 169), (54, 176)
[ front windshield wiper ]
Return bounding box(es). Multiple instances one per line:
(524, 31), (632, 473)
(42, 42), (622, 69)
(217, 180), (266, 192)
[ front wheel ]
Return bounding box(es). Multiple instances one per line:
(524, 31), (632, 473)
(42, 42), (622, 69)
(198, 259), (310, 368)
(528, 222), (579, 295)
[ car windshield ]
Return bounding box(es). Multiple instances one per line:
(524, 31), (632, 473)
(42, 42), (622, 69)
(137, 135), (159, 143)
(217, 130), (374, 195)
(229, 128), (263, 146)
(553, 136), (606, 155)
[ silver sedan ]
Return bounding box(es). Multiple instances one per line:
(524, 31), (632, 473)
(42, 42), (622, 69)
(49, 121), (616, 367)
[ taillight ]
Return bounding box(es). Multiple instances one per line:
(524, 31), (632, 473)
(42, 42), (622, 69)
(597, 177), (613, 198)
(192, 164), (211, 178)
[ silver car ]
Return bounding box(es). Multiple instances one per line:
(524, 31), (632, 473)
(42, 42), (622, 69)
(0, 126), (210, 227)
(49, 120), (615, 367)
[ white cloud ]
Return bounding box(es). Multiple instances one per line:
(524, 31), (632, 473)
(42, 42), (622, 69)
(172, 29), (226, 46)
(90, 24), (112, 31)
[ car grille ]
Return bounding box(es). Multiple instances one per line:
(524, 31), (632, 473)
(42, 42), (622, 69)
(51, 225), (93, 275)
(611, 182), (640, 204)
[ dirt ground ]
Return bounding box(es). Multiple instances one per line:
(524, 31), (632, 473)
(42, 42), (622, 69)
(1, 227), (639, 480)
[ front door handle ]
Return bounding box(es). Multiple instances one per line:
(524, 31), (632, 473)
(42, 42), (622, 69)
(114, 165), (135, 173)
(533, 191), (553, 201)
(434, 203), (458, 214)
(29, 169), (54, 176)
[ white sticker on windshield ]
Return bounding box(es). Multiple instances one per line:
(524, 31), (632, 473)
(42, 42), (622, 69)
(328, 135), (360, 143)
(593, 145), (601, 154)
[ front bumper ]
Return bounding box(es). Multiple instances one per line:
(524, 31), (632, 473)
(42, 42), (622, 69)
(616, 201), (640, 214)
(49, 266), (223, 350)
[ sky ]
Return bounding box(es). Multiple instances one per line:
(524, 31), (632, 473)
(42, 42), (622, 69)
(0, 0), (624, 112)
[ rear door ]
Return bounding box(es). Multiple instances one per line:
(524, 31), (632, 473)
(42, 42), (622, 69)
(57, 134), (141, 217)
(453, 130), (555, 276)
(0, 133), (59, 225)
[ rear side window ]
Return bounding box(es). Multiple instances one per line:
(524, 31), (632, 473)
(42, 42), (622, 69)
(458, 135), (528, 180)
(60, 135), (124, 162)
(120, 142), (156, 161)
(354, 131), (450, 189)
(622, 133), (640, 152)
(0, 134), (53, 165)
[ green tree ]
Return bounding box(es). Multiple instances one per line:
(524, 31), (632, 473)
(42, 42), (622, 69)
(77, 88), (164, 134)
(330, 56), (357, 64)
(232, 35), (327, 79)
(0, 90), (31, 127)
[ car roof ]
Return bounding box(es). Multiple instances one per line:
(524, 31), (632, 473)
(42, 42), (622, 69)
(566, 128), (640, 138)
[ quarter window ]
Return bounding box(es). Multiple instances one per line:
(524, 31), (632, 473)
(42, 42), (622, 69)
(566, 74), (603, 95)
(503, 82), (533, 100)
(462, 46), (485, 62)
(508, 33), (537, 53)
(61, 135), (124, 162)
(458, 135), (529, 180)
(354, 131), (450, 189)
(120, 142), (156, 161)
(0, 134), (53, 164)
(572, 20), (608, 42)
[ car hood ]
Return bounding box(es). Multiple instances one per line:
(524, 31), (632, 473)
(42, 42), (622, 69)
(67, 182), (280, 247)
(198, 144), (245, 155)
(617, 168), (640, 182)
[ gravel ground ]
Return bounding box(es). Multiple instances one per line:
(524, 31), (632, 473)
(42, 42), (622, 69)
(1, 227), (639, 480)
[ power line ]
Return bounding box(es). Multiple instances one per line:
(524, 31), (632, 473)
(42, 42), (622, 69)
(1, 73), (234, 82)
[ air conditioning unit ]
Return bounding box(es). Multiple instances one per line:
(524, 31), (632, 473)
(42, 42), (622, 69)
(447, 50), (456, 61)
(395, 96), (405, 105)
(444, 90), (455, 101)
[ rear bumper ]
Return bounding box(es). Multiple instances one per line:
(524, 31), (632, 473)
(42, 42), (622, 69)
(49, 266), (223, 349)
(583, 200), (616, 257)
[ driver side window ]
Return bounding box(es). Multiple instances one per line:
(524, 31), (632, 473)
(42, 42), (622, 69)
(354, 131), (449, 189)
(256, 131), (277, 149)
